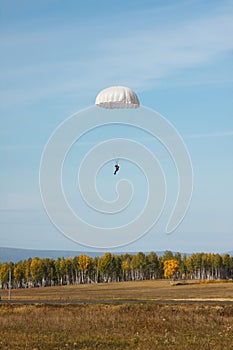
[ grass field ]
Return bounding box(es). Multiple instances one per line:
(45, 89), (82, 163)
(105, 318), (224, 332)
(0, 280), (233, 349)
(1, 279), (233, 301)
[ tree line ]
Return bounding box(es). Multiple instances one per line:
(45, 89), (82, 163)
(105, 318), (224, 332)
(0, 251), (232, 289)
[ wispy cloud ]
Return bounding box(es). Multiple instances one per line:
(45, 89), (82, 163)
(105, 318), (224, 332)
(0, 1), (233, 106)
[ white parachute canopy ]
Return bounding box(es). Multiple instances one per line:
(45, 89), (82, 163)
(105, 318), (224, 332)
(95, 86), (140, 109)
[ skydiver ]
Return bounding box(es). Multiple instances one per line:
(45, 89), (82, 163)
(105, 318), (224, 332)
(114, 164), (120, 175)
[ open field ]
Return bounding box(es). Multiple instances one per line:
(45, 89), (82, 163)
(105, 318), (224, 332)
(0, 281), (233, 349)
(1, 279), (233, 302)
(0, 303), (233, 349)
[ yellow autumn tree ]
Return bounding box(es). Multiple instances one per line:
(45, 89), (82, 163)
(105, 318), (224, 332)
(122, 259), (130, 281)
(78, 254), (91, 283)
(0, 263), (9, 287)
(163, 259), (179, 281)
(122, 259), (130, 271)
(30, 257), (44, 285)
(98, 253), (115, 282)
(14, 261), (25, 287)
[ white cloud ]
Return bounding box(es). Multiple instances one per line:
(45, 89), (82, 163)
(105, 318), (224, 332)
(98, 13), (233, 86)
(0, 1), (233, 105)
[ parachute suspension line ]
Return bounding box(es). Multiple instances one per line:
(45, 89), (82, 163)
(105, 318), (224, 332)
(113, 151), (118, 166)
(94, 85), (140, 175)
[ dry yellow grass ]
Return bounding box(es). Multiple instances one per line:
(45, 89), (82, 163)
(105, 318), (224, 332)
(1, 281), (233, 349)
(0, 303), (232, 349)
(1, 279), (233, 301)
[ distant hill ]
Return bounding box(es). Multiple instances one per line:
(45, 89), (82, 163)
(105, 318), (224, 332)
(0, 247), (179, 263)
(0, 247), (232, 263)
(226, 251), (233, 256)
(0, 247), (102, 263)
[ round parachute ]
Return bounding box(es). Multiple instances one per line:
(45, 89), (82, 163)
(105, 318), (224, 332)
(95, 86), (140, 109)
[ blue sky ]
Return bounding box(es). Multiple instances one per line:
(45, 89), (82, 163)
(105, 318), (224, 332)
(1, 0), (233, 254)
